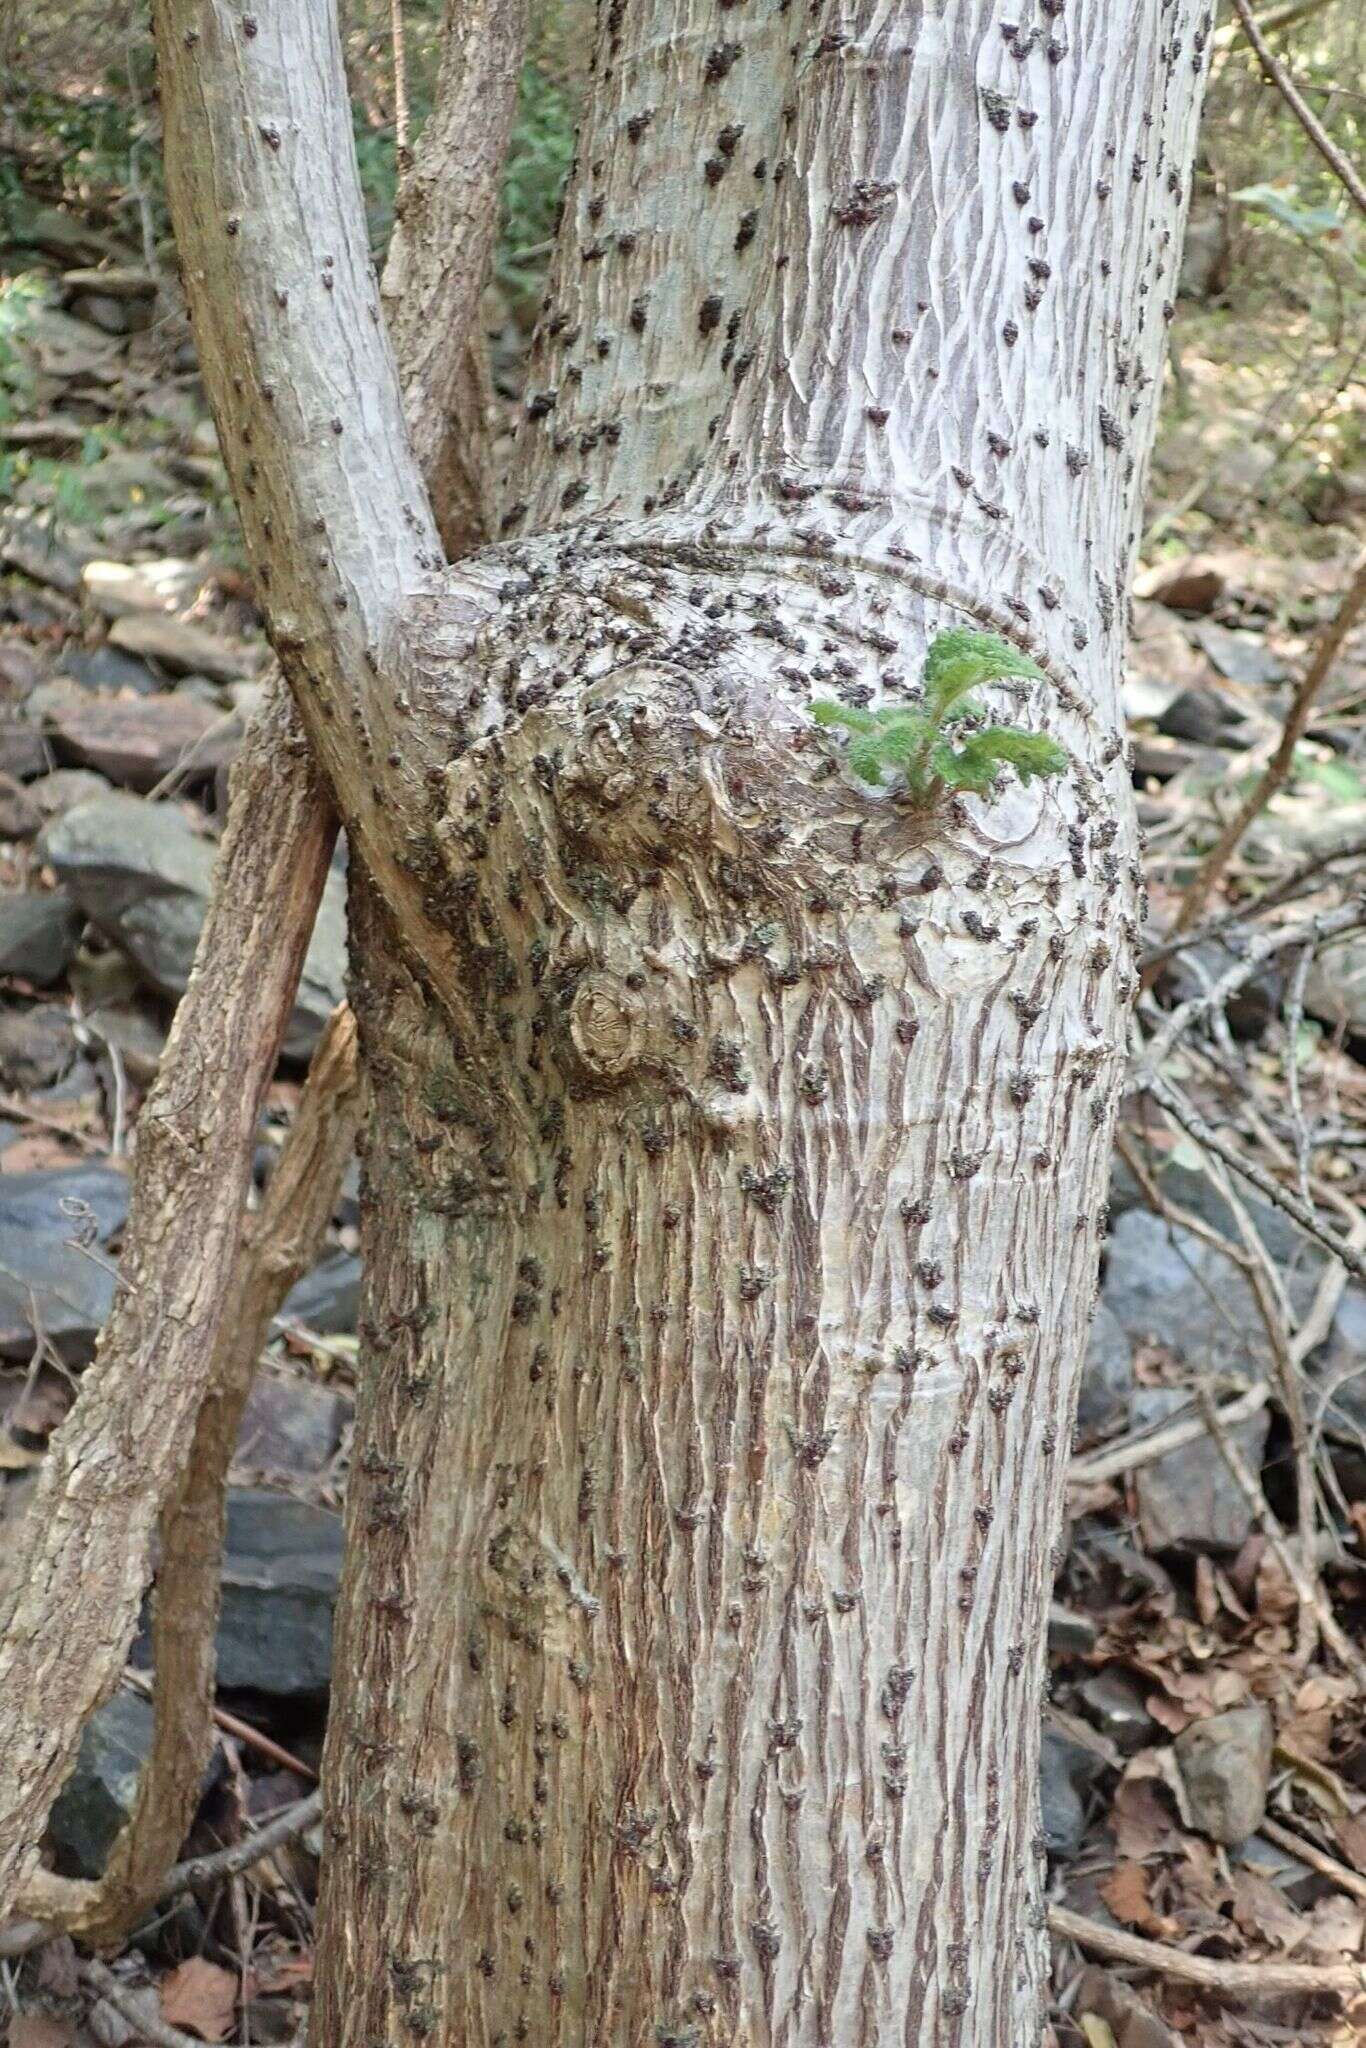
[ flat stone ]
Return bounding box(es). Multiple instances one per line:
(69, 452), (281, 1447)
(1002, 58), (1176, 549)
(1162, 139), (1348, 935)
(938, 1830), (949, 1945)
(40, 794), (345, 1060)
(58, 644), (161, 695)
(0, 721), (52, 780)
(33, 682), (238, 793)
(279, 1251), (361, 1334)
(1040, 1727), (1103, 1859)
(1134, 555), (1226, 614)
(1077, 1300), (1134, 1440)
(1048, 1603), (1100, 1657)
(46, 1692), (154, 1879)
(61, 266), (158, 302)
(1175, 1704), (1273, 1845)
(1157, 685), (1245, 747)
(0, 771), (42, 837)
(0, 516), (90, 597)
(0, 890), (82, 983)
(1078, 1670), (1155, 1753)
(1103, 1208), (1321, 1383)
(69, 291), (150, 336)
(21, 767), (114, 823)
(1194, 620), (1289, 688)
(235, 1374), (349, 1475)
(217, 1489), (344, 1697)
(107, 612), (260, 684)
(1131, 1386), (1270, 1556)
(81, 558), (205, 620)
(1306, 932), (1366, 1039)
(0, 1163), (129, 1244)
(0, 1229), (117, 1362)
(0, 1002), (78, 1089)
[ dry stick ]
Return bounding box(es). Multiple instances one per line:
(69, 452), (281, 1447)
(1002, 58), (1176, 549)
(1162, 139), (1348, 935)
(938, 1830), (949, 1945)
(1048, 1904), (1366, 2000)
(1195, 1383), (1366, 1693)
(0, 696), (335, 1919)
(1228, 0), (1366, 218)
(1176, 545), (1366, 933)
(0, 1794), (322, 1964)
(81, 1957), (203, 2048)
(1257, 1816), (1366, 1908)
(1068, 1381), (1270, 1488)
(16, 1016), (357, 1942)
(1141, 831), (1366, 972)
(390, 0), (411, 162)
(1138, 1067), (1366, 1287)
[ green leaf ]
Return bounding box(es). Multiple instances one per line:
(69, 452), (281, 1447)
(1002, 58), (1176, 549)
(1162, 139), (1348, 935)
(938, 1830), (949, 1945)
(954, 726), (1069, 786)
(922, 629), (1046, 721)
(1233, 183), (1342, 239)
(811, 698), (878, 734)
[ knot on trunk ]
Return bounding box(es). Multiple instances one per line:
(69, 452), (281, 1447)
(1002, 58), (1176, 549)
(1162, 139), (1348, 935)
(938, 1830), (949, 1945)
(566, 971), (648, 1084)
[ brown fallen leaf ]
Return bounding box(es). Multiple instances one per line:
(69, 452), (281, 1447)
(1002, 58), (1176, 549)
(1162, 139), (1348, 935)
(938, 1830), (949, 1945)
(1100, 1859), (1179, 1939)
(159, 1956), (238, 2042)
(9, 2018), (83, 2048)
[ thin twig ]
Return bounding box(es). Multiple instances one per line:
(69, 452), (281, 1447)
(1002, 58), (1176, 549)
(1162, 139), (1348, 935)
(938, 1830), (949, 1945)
(1228, 0), (1366, 217)
(81, 1957), (203, 2048)
(1069, 1382), (1270, 1488)
(390, 0), (412, 163)
(1139, 899), (1366, 1075)
(0, 1794), (322, 1963)
(1257, 1815), (1366, 1907)
(1048, 1903), (1366, 1999)
(1141, 832), (1366, 972)
(1137, 1067), (1366, 1286)
(1196, 1383), (1366, 1691)
(1176, 545), (1366, 931)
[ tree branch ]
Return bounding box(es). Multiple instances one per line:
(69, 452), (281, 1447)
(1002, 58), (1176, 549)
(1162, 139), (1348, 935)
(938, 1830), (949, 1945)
(1176, 545), (1366, 930)
(1228, 0), (1366, 218)
(0, 697), (335, 1916)
(14, 1012), (361, 1944)
(151, 0), (442, 850)
(382, 0), (527, 554)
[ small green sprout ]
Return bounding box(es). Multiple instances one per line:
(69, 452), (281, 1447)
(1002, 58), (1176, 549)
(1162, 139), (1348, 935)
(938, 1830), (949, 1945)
(812, 628), (1068, 802)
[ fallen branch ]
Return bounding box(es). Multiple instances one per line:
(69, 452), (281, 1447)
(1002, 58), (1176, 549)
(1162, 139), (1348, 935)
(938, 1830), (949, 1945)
(1049, 1902), (1366, 1999)
(1257, 1815), (1366, 1908)
(0, 1793), (322, 1963)
(81, 1956), (205, 2048)
(1069, 1382), (1270, 1488)
(1176, 545), (1366, 931)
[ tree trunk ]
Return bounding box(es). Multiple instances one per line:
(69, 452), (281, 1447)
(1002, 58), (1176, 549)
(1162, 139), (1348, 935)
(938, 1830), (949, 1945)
(147, 0), (1212, 2039)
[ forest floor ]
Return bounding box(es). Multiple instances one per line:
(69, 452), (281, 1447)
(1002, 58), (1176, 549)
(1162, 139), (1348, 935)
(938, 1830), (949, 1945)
(1, 117), (1366, 2048)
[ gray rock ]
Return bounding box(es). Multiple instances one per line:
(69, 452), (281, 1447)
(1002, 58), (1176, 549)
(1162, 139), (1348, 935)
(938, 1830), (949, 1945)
(1078, 1670), (1155, 1754)
(235, 1374), (350, 1475)
(1131, 1386), (1270, 1556)
(0, 1163), (129, 1243)
(1077, 1301), (1134, 1439)
(107, 611), (259, 684)
(1193, 620), (1288, 688)
(278, 1251), (361, 1335)
(22, 767), (114, 824)
(218, 1489), (344, 1696)
(0, 769), (41, 837)
(0, 1166), (128, 1362)
(58, 644), (160, 695)
(1103, 1208), (1320, 1383)
(32, 681), (240, 792)
(1311, 1286), (1366, 1440)
(1040, 1728), (1103, 1859)
(1157, 686), (1245, 747)
(1175, 1704), (1273, 1845)
(47, 1691), (154, 1879)
(0, 889), (82, 982)
(1048, 1603), (1100, 1657)
(0, 1001), (78, 1088)
(40, 794), (346, 1060)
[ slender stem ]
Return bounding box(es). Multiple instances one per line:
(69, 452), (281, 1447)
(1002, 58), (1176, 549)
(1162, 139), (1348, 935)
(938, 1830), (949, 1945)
(1049, 1903), (1366, 1999)
(1228, 0), (1366, 217)
(1176, 545), (1366, 931)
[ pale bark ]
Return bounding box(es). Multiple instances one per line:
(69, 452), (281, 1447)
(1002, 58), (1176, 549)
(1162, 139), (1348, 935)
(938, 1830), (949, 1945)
(0, 0), (524, 1923)
(383, 0), (528, 553)
(0, 696), (334, 1912)
(145, 1), (1211, 2041)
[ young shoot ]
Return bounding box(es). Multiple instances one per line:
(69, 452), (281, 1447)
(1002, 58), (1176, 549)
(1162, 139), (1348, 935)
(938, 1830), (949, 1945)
(812, 629), (1068, 803)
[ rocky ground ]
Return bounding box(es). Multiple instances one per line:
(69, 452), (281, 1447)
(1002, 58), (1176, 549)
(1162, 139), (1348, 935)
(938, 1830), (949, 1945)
(2, 179), (1366, 2048)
